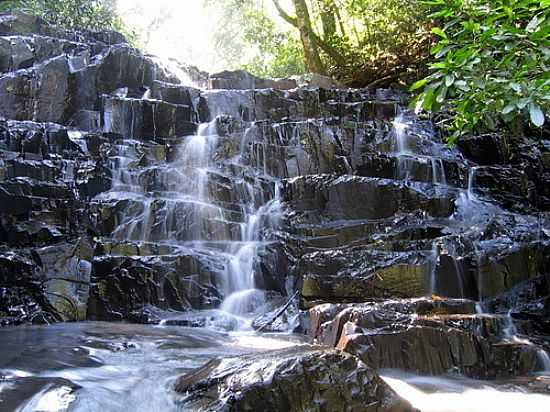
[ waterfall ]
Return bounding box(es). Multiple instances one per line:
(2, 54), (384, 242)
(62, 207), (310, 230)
(431, 157), (447, 185)
(97, 93), (285, 329)
(501, 311), (532, 345)
(220, 142), (283, 319)
(429, 244), (439, 296)
(451, 258), (465, 298)
(467, 166), (478, 202)
(393, 113), (409, 155)
(537, 350), (550, 372)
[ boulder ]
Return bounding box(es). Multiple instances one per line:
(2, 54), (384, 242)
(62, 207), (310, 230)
(208, 70), (297, 90)
(176, 348), (417, 412)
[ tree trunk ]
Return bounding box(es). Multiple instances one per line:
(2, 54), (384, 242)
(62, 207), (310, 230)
(317, 0), (337, 40)
(292, 0), (325, 74)
(273, 0), (345, 73)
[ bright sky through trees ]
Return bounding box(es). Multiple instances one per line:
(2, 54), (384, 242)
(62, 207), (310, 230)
(114, 0), (289, 73)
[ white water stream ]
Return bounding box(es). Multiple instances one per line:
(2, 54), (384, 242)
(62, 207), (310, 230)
(383, 373), (550, 412)
(97, 93), (285, 329)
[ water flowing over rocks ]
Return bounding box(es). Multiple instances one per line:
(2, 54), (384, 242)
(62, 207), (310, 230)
(1, 11), (550, 411)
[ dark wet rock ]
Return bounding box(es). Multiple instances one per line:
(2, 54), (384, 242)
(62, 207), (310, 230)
(487, 274), (550, 335)
(101, 96), (197, 139)
(176, 348), (417, 412)
(36, 237), (94, 320)
(458, 133), (511, 165)
(0, 35), (34, 72)
(0, 376), (80, 411)
(309, 298), (479, 341)
(251, 292), (299, 333)
(151, 80), (200, 107)
(473, 165), (536, 210)
(209, 69), (297, 90)
(298, 248), (434, 306)
(87, 251), (228, 320)
(357, 153), (466, 188)
(310, 299), (543, 379)
(285, 175), (455, 221)
(475, 241), (550, 300)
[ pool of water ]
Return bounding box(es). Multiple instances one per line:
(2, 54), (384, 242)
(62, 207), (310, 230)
(0, 322), (308, 412)
(382, 370), (550, 412)
(2, 322), (550, 412)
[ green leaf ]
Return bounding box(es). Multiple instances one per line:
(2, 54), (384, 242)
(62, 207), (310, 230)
(422, 88), (436, 111)
(445, 74), (455, 87)
(432, 27), (447, 38)
(529, 103), (545, 127)
(454, 80), (470, 92)
(436, 86), (448, 103)
(517, 98), (530, 109)
(435, 46), (452, 58)
(509, 83), (522, 92)
(502, 103), (516, 114)
(410, 79), (428, 91)
(526, 16), (540, 32)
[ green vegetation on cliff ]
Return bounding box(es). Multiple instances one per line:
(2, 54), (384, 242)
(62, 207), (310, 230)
(412, 0), (549, 143)
(1, 0), (546, 141)
(0, 0), (136, 42)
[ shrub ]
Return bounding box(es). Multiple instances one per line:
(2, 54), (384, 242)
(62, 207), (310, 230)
(2, 0), (136, 43)
(412, 0), (550, 144)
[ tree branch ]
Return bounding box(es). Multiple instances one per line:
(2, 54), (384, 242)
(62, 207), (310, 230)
(272, 0), (298, 27)
(311, 31), (345, 63)
(272, 0), (346, 68)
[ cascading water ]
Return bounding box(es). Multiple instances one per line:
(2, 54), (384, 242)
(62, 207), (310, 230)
(391, 111), (462, 298)
(388, 112), (550, 375)
(221, 181), (282, 317)
(97, 95), (284, 329)
(537, 350), (550, 372)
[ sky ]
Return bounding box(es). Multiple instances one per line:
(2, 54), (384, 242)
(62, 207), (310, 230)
(114, 0), (292, 73)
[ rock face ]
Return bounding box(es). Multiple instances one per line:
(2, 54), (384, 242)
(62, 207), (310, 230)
(310, 299), (546, 379)
(1, 10), (550, 395)
(176, 347), (417, 412)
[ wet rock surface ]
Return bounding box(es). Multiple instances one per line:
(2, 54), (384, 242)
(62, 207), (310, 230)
(176, 347), (417, 412)
(310, 298), (549, 379)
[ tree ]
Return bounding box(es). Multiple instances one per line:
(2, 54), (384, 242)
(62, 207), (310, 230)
(272, 0), (325, 73)
(272, 0), (346, 72)
(216, 0), (432, 85)
(206, 0), (306, 78)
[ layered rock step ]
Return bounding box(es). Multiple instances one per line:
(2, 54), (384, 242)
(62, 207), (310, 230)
(310, 298), (550, 380)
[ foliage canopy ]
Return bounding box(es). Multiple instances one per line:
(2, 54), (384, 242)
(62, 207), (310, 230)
(209, 0), (432, 85)
(0, 0), (136, 43)
(412, 0), (549, 143)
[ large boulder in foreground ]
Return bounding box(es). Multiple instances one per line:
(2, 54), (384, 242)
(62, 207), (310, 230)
(175, 347), (417, 412)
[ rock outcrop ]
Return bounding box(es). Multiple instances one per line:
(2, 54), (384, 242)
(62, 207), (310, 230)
(176, 347), (417, 412)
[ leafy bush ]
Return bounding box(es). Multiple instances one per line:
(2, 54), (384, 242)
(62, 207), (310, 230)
(335, 0), (433, 86)
(1, 0), (136, 43)
(412, 0), (550, 143)
(0, 1), (23, 12)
